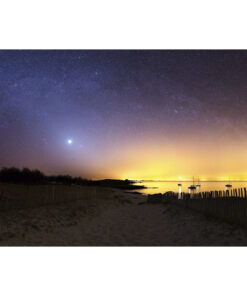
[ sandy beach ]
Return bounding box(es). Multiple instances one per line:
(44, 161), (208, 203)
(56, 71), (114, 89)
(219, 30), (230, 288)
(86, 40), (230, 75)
(0, 187), (247, 246)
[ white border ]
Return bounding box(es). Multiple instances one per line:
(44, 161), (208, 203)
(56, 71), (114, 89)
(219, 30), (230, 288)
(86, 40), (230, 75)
(0, 0), (246, 49)
(0, 247), (245, 296)
(0, 0), (246, 295)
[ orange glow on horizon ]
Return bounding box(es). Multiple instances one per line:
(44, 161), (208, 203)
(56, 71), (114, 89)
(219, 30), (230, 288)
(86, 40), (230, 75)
(86, 131), (247, 181)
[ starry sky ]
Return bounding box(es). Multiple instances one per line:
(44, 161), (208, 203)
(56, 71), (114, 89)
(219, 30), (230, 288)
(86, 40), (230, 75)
(1, 50), (247, 180)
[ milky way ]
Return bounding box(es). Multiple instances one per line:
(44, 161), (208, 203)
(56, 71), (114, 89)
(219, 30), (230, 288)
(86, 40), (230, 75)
(1, 50), (247, 180)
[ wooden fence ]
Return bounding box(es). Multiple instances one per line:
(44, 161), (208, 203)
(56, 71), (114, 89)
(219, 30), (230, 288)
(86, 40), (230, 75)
(163, 188), (247, 227)
(0, 183), (114, 211)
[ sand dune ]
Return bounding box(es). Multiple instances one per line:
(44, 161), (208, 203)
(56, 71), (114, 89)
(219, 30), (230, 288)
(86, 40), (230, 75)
(0, 189), (247, 246)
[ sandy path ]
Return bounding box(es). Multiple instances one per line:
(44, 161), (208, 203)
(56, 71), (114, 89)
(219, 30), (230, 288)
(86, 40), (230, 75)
(1, 193), (247, 246)
(71, 201), (247, 246)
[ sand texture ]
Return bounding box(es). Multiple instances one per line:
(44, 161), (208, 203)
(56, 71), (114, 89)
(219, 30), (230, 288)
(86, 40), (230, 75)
(0, 188), (247, 246)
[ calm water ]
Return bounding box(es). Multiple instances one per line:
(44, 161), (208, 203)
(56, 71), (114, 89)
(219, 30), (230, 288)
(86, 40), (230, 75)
(134, 181), (247, 195)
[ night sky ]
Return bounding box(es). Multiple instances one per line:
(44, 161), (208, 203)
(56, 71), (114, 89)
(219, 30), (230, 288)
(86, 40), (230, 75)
(1, 50), (247, 180)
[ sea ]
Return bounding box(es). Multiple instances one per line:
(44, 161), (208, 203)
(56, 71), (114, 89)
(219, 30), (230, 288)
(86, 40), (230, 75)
(133, 181), (247, 195)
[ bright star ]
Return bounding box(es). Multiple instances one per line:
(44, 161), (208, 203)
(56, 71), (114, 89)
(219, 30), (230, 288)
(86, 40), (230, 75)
(67, 139), (73, 145)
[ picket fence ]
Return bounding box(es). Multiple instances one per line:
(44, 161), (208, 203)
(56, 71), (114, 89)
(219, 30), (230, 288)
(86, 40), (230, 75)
(0, 183), (112, 211)
(163, 188), (247, 227)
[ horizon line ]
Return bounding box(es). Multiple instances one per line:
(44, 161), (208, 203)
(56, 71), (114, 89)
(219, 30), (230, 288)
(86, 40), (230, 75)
(129, 180), (247, 182)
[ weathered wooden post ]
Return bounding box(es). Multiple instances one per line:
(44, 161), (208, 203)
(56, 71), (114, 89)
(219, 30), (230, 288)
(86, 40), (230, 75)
(52, 185), (55, 203)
